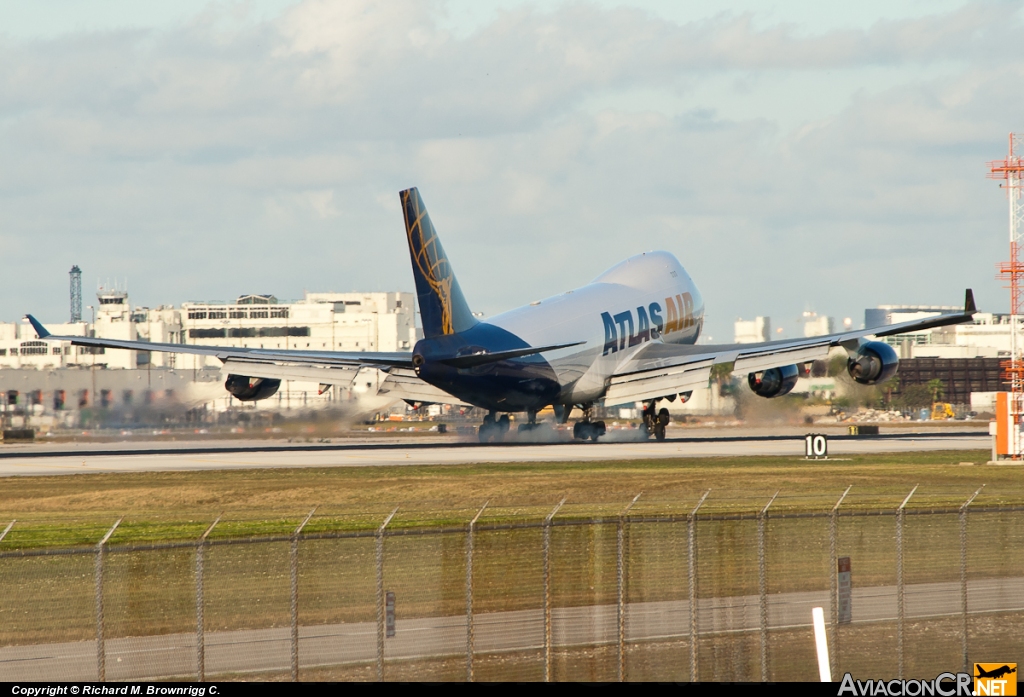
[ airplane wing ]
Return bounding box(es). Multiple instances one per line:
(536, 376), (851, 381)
(25, 315), (470, 406)
(603, 289), (977, 406)
(24, 315), (415, 369)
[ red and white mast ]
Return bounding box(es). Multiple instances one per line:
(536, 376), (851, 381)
(990, 134), (1024, 457)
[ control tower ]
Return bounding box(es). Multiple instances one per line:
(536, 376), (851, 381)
(94, 284), (137, 368)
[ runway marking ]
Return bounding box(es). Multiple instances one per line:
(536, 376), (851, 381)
(6, 461), (98, 472)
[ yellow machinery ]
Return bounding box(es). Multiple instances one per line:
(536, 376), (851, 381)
(931, 402), (955, 420)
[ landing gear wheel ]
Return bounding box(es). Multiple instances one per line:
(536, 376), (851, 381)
(479, 414), (510, 443)
(572, 420), (606, 442)
(654, 408), (669, 441)
(641, 402), (656, 440)
(571, 403), (604, 441)
(479, 413), (497, 443)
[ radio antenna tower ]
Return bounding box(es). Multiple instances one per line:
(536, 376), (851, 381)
(69, 265), (82, 323)
(990, 133), (1024, 457)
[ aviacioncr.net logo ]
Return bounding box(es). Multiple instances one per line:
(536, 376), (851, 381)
(838, 672), (973, 696)
(974, 663), (1017, 696)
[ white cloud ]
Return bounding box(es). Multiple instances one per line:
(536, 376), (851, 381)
(0, 0), (1020, 340)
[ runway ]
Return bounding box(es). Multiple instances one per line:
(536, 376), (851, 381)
(0, 430), (991, 477)
(1, 575), (1019, 681)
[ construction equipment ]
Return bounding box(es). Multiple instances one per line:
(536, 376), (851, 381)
(931, 402), (955, 420)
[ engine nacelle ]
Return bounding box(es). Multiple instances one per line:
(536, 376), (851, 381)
(747, 364), (800, 398)
(847, 341), (899, 385)
(224, 374), (281, 401)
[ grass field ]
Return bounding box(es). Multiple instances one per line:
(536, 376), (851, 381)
(0, 449), (1021, 681)
(0, 448), (1011, 548)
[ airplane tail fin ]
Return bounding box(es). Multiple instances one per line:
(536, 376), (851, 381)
(400, 188), (477, 338)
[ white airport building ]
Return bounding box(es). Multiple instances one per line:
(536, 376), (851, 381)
(733, 312), (836, 344)
(176, 291), (416, 371)
(732, 305), (1014, 359)
(0, 288), (138, 370)
(0, 288), (418, 420)
(800, 312), (835, 337)
(733, 317), (771, 344)
(0, 289), (416, 371)
(868, 305), (1013, 359)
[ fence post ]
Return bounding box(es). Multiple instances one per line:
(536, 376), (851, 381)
(195, 516), (220, 682)
(959, 486), (984, 672)
(543, 497), (566, 683)
(95, 518), (122, 683)
(291, 507), (317, 683)
(617, 492), (642, 683)
(0, 520), (14, 544)
(466, 501), (488, 682)
(758, 491), (779, 682)
(896, 485), (917, 680)
(829, 485), (851, 677)
(376, 507), (398, 683)
(688, 490), (710, 683)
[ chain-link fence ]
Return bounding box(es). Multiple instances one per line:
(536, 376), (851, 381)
(0, 492), (1022, 682)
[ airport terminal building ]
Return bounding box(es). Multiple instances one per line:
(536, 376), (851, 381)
(0, 289), (418, 425)
(0, 289), (416, 371)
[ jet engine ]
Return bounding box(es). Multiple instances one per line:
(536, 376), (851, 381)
(847, 341), (898, 385)
(747, 364), (800, 398)
(224, 374), (281, 401)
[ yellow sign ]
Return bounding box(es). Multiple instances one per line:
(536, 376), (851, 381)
(975, 663), (1017, 696)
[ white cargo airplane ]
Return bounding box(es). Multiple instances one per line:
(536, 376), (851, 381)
(28, 188), (977, 441)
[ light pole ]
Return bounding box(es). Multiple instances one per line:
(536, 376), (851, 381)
(86, 305), (96, 417)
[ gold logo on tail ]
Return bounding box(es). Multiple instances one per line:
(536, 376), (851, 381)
(403, 190), (455, 335)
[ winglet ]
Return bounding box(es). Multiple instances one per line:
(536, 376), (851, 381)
(964, 288), (976, 315)
(25, 315), (50, 339)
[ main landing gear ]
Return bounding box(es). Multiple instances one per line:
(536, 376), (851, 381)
(480, 410), (550, 442)
(641, 401), (671, 441)
(479, 411), (510, 443)
(572, 404), (606, 442)
(479, 406), (611, 443)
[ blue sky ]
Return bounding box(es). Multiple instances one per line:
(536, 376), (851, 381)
(0, 1), (1020, 340)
